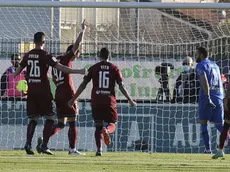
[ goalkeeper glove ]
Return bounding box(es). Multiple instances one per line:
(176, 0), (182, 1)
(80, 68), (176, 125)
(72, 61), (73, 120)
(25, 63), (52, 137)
(204, 95), (216, 108)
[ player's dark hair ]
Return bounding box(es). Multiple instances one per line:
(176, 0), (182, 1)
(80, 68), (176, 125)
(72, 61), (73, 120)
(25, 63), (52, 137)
(34, 32), (46, 44)
(11, 53), (20, 60)
(197, 47), (208, 58)
(100, 47), (109, 60)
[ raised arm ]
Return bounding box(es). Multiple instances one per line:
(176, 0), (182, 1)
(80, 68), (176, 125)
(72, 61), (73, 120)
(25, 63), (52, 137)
(72, 20), (87, 54)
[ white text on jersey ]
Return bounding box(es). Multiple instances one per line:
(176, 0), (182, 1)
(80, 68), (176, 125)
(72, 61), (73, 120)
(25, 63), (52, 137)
(101, 65), (109, 70)
(28, 54), (39, 59)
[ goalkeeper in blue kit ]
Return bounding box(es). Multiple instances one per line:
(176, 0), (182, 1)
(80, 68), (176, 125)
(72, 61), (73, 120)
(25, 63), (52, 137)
(195, 47), (224, 154)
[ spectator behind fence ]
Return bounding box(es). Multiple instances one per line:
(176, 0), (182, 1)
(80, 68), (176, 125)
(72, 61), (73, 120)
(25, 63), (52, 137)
(172, 56), (200, 103)
(0, 53), (27, 97)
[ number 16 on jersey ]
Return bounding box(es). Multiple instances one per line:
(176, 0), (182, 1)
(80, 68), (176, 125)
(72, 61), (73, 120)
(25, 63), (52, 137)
(99, 71), (109, 89)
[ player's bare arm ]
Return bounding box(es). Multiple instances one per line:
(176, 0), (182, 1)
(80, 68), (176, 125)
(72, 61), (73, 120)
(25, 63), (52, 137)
(54, 63), (85, 75)
(200, 74), (210, 96)
(199, 73), (216, 109)
(118, 82), (136, 107)
(68, 80), (88, 107)
(72, 20), (87, 54)
(13, 66), (24, 78)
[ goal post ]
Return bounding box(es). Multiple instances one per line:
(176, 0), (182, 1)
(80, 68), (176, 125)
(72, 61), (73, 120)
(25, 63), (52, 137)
(0, 1), (229, 9)
(0, 1), (229, 153)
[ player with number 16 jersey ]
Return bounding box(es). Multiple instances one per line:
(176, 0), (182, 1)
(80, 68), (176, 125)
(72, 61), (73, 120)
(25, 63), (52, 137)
(68, 47), (137, 156)
(84, 60), (121, 122)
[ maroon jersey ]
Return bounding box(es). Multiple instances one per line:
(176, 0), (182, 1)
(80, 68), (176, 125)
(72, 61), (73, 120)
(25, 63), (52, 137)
(84, 61), (123, 108)
(51, 51), (77, 116)
(52, 51), (75, 99)
(20, 49), (57, 95)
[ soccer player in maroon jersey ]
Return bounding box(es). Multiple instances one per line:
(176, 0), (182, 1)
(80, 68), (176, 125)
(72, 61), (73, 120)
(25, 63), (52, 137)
(213, 74), (230, 159)
(68, 47), (136, 156)
(13, 31), (85, 155)
(49, 21), (86, 155)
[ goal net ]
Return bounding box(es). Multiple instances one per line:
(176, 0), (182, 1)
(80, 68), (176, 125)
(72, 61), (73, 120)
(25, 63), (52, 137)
(0, 0), (229, 153)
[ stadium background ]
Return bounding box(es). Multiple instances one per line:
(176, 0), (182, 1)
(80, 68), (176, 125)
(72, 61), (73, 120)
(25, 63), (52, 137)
(0, 0), (230, 153)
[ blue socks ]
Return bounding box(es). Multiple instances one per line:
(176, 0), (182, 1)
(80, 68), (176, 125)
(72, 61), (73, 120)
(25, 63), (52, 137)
(201, 123), (223, 151)
(201, 124), (210, 150)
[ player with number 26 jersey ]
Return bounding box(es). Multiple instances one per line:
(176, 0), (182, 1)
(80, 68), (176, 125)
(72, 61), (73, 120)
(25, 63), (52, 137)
(20, 49), (57, 117)
(13, 31), (85, 155)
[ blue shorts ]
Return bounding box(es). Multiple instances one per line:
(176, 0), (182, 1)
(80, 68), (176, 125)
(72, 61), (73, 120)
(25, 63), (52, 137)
(198, 98), (224, 123)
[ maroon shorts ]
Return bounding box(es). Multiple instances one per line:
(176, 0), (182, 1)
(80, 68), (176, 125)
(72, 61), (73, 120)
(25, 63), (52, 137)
(55, 97), (77, 118)
(27, 92), (54, 118)
(92, 106), (118, 123)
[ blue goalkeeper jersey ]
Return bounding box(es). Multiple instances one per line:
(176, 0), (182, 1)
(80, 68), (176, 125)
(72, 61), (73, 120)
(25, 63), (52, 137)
(196, 59), (223, 101)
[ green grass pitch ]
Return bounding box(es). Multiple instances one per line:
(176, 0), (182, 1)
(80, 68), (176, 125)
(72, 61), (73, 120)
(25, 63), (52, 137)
(0, 151), (230, 172)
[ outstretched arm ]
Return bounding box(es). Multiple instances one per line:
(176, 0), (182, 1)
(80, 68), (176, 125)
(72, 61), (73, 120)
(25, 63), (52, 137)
(68, 80), (88, 107)
(118, 82), (136, 107)
(72, 20), (87, 54)
(54, 63), (85, 75)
